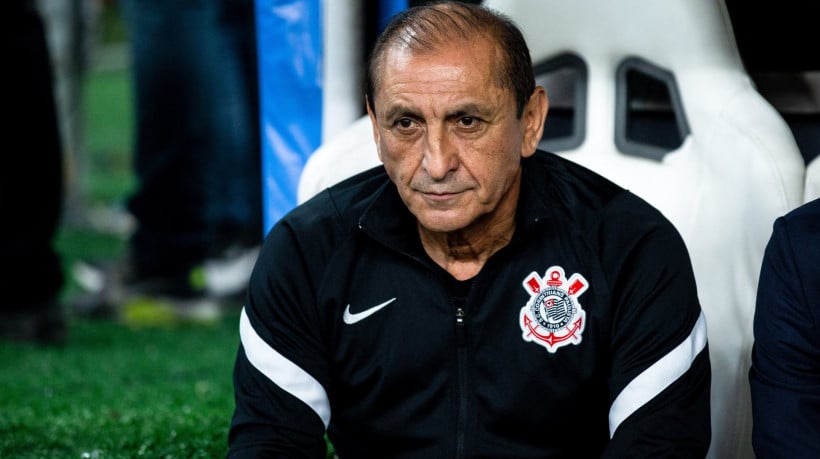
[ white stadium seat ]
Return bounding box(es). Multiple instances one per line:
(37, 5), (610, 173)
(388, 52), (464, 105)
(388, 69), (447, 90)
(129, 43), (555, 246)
(484, 1), (804, 455)
(806, 156), (820, 202)
(297, 116), (379, 204)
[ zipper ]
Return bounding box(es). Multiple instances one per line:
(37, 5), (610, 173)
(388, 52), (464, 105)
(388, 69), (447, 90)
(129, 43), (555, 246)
(455, 307), (467, 459)
(362, 224), (472, 457)
(455, 307), (466, 346)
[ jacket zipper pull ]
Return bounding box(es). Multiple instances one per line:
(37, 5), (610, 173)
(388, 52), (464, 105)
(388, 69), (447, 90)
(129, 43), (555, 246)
(455, 307), (466, 346)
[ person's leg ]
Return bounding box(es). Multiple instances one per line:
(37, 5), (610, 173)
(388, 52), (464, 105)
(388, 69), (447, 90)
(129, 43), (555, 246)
(1, 0), (66, 343)
(99, 0), (261, 319)
(208, 0), (263, 251)
(123, 0), (223, 283)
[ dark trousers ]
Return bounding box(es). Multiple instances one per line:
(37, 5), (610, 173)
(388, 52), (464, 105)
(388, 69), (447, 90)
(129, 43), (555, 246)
(1, 0), (64, 311)
(122, 0), (262, 279)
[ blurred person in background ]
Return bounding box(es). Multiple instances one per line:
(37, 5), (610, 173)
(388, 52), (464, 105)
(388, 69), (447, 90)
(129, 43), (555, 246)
(1, 0), (67, 344)
(750, 197), (820, 458)
(73, 0), (263, 322)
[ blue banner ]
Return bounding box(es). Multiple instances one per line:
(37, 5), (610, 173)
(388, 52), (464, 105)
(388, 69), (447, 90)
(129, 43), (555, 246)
(256, 0), (323, 233)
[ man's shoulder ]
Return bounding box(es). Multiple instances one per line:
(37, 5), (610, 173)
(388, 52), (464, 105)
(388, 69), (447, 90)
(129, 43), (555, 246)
(773, 197), (820, 286)
(257, 166), (390, 276)
(526, 151), (660, 219)
(527, 150), (626, 207)
(525, 151), (679, 240)
(780, 197), (820, 237)
(283, 165), (390, 234)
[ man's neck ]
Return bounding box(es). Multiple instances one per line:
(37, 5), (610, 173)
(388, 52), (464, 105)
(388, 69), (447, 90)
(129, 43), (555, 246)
(418, 208), (516, 281)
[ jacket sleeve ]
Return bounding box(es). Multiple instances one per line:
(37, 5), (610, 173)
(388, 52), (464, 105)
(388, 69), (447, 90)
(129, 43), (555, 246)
(750, 212), (820, 458)
(228, 217), (331, 459)
(598, 194), (711, 458)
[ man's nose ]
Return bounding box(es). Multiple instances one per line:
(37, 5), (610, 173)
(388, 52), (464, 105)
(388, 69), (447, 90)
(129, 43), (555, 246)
(422, 125), (458, 180)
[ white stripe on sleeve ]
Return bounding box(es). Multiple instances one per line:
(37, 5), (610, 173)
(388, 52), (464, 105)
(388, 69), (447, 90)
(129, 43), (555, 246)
(608, 311), (708, 437)
(239, 307), (331, 427)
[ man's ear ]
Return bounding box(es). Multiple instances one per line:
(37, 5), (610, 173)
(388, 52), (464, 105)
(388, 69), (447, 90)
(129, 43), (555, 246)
(521, 86), (548, 158)
(366, 96), (384, 162)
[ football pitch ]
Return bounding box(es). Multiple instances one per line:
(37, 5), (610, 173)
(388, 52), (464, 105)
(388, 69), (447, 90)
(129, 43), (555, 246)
(1, 44), (239, 457)
(0, 314), (239, 458)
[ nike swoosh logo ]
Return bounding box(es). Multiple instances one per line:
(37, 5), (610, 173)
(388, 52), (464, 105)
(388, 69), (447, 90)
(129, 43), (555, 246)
(343, 298), (397, 325)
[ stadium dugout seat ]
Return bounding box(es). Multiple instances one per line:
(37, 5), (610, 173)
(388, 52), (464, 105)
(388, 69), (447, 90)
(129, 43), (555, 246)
(297, 1), (807, 457)
(486, 1), (805, 456)
(806, 156), (820, 201)
(298, 116), (380, 202)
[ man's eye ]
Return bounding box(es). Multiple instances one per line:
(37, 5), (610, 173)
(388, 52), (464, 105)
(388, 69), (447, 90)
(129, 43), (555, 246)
(396, 118), (414, 129)
(459, 116), (477, 127)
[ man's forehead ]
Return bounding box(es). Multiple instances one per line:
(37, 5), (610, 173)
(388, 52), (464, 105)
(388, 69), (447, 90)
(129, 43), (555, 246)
(378, 37), (500, 84)
(382, 31), (498, 61)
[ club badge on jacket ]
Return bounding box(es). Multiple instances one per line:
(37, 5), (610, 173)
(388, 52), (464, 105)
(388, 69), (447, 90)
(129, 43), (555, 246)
(520, 266), (589, 353)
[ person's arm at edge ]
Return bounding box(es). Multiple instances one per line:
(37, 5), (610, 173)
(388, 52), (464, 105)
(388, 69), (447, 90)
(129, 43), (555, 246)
(750, 211), (820, 458)
(227, 218), (331, 459)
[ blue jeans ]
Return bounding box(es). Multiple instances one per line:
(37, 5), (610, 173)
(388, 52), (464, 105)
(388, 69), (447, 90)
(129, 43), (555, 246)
(122, 0), (261, 278)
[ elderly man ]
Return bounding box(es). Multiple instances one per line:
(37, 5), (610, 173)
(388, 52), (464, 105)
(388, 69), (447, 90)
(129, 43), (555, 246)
(229, 2), (710, 457)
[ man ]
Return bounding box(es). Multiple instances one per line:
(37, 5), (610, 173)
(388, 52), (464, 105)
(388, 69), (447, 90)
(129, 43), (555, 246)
(229, 2), (710, 457)
(750, 197), (820, 458)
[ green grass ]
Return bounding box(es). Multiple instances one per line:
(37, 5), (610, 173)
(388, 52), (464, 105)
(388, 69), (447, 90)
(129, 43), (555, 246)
(0, 317), (239, 458)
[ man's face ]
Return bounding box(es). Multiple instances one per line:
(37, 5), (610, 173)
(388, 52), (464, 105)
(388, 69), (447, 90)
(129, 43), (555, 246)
(368, 37), (544, 234)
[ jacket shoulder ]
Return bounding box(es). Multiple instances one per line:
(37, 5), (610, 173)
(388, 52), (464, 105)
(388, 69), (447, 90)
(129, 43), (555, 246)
(282, 165), (390, 237)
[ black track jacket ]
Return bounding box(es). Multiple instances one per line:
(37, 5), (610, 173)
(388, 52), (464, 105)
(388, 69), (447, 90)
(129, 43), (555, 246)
(229, 151), (711, 458)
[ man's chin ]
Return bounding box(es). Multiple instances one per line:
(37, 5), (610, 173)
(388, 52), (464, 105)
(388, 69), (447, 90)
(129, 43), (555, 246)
(414, 210), (476, 234)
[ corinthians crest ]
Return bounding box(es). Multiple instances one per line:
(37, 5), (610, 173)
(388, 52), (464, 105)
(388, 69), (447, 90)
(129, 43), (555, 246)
(520, 266), (589, 353)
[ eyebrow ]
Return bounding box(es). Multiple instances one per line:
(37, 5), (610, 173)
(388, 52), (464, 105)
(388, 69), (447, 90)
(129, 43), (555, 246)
(445, 103), (492, 119)
(381, 102), (493, 123)
(382, 105), (418, 123)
